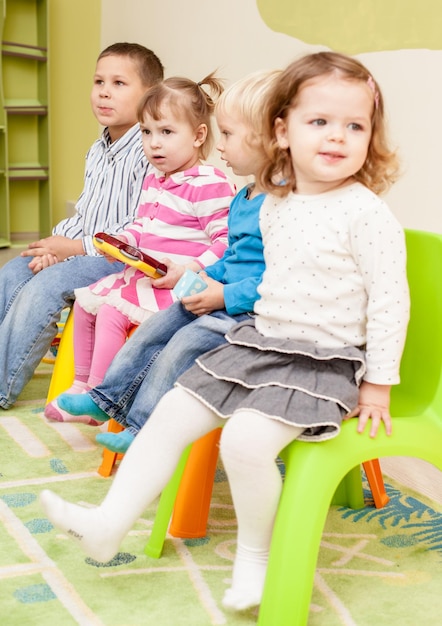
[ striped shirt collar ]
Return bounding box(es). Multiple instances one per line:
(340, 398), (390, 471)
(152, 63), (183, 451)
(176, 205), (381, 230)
(100, 123), (142, 161)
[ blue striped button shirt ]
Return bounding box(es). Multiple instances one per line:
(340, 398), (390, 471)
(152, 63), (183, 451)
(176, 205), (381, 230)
(53, 124), (150, 256)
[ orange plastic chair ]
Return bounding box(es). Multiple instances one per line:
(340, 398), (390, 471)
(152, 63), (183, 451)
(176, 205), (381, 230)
(97, 419), (125, 477)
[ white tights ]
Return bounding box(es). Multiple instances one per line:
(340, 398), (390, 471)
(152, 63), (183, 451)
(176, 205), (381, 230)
(40, 387), (302, 610)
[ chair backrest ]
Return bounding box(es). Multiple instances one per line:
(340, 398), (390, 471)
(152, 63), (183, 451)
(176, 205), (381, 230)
(391, 229), (442, 415)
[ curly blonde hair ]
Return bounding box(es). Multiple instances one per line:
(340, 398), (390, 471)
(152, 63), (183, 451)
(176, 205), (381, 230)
(257, 51), (400, 197)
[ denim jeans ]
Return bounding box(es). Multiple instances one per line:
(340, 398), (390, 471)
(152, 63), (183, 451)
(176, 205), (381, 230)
(89, 301), (250, 436)
(0, 254), (124, 409)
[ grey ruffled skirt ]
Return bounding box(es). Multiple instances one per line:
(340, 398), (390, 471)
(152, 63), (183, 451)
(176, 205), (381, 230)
(176, 318), (366, 442)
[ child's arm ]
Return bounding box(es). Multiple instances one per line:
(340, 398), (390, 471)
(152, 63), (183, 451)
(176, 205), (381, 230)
(345, 381), (392, 438)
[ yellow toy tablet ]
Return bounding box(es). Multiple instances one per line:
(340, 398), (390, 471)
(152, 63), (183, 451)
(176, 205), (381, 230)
(93, 232), (167, 279)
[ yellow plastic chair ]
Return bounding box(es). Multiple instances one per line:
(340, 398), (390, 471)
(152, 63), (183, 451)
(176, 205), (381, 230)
(46, 309), (75, 403)
(258, 228), (442, 626)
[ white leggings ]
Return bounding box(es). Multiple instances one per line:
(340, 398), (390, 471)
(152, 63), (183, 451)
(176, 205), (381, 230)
(41, 386), (304, 608)
(103, 386), (303, 553)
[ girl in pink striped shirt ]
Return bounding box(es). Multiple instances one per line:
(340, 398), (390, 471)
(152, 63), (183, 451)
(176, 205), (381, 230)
(45, 74), (233, 423)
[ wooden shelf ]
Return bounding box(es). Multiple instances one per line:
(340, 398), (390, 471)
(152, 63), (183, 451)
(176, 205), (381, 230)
(2, 40), (47, 61)
(5, 99), (47, 115)
(0, 0), (50, 243)
(8, 164), (49, 181)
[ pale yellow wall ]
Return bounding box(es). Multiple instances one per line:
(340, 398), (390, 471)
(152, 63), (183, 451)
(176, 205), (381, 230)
(100, 0), (442, 234)
(48, 0), (101, 226)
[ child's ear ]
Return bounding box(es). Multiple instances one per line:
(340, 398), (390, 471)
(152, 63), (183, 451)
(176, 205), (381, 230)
(194, 124), (208, 147)
(274, 117), (289, 150)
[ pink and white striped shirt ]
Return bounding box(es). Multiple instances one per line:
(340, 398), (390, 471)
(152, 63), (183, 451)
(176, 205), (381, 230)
(75, 165), (233, 324)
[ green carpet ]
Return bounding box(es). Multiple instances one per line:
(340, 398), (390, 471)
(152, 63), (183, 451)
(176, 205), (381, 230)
(1, 364), (442, 625)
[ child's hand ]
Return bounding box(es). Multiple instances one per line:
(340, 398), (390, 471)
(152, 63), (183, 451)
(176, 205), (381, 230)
(181, 274), (224, 315)
(344, 381), (392, 438)
(22, 236), (84, 262)
(151, 259), (192, 290)
(27, 253), (59, 274)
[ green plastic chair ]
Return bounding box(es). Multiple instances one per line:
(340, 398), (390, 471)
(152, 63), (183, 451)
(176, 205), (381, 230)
(258, 228), (442, 626)
(144, 433), (385, 558)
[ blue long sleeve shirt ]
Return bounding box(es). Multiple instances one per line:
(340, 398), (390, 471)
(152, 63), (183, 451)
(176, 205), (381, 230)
(205, 184), (265, 315)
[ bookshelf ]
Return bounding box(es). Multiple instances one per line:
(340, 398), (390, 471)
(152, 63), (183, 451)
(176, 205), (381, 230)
(0, 0), (50, 246)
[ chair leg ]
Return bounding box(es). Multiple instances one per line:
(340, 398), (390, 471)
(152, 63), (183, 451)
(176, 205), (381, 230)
(331, 464), (365, 508)
(144, 444), (192, 558)
(362, 458), (390, 508)
(144, 428), (222, 557)
(46, 309), (75, 404)
(97, 419), (125, 477)
(331, 459), (389, 509)
(169, 428), (222, 538)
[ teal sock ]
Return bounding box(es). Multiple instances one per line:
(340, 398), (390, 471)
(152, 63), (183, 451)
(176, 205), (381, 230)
(58, 393), (110, 422)
(95, 430), (135, 454)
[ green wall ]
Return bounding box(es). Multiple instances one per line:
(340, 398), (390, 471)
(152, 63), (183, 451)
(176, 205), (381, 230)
(47, 0), (101, 229)
(257, 0), (442, 53)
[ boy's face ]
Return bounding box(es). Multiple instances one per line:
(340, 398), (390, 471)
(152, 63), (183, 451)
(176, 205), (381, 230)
(91, 54), (147, 142)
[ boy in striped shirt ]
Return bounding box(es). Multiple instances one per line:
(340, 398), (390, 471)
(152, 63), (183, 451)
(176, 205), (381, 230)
(0, 42), (163, 409)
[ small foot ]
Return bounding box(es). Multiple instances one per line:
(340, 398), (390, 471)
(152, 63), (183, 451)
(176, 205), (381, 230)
(95, 429), (135, 454)
(44, 399), (100, 426)
(58, 393), (110, 423)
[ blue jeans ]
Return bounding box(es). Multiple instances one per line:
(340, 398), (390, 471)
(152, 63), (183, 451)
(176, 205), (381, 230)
(89, 301), (250, 436)
(0, 254), (124, 409)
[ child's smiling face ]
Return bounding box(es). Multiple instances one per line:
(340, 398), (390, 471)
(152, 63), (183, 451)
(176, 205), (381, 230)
(275, 73), (374, 195)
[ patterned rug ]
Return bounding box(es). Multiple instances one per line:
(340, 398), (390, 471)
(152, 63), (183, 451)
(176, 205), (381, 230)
(1, 364), (442, 625)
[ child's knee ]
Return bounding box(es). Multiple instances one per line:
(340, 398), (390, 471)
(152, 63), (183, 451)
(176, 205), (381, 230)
(220, 413), (257, 467)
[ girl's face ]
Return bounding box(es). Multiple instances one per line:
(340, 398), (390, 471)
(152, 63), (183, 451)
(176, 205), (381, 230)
(140, 105), (207, 177)
(275, 74), (374, 195)
(216, 110), (261, 178)
(91, 55), (147, 142)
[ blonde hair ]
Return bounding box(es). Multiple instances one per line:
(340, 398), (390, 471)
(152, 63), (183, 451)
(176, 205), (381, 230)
(215, 69), (282, 154)
(258, 51), (399, 197)
(137, 72), (223, 160)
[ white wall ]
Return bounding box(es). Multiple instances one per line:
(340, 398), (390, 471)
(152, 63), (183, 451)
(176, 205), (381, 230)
(101, 0), (442, 233)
